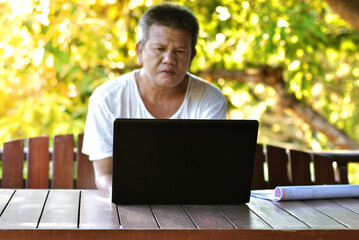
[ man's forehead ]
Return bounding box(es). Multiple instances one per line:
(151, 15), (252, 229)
(147, 25), (191, 41)
(148, 24), (191, 36)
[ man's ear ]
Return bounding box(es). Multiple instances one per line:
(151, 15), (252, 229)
(191, 49), (197, 62)
(189, 48), (197, 67)
(136, 42), (143, 65)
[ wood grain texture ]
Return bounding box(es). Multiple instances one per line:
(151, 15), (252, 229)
(247, 197), (309, 229)
(266, 145), (291, 188)
(117, 205), (159, 229)
(289, 149), (313, 185)
(1, 188), (359, 240)
(52, 134), (74, 189)
(217, 204), (272, 229)
(79, 190), (120, 229)
(183, 205), (234, 229)
(151, 205), (196, 229)
(0, 190), (15, 212)
(251, 144), (267, 189)
(312, 154), (336, 185)
(331, 198), (359, 214)
(274, 201), (346, 229)
(305, 199), (359, 228)
(336, 161), (349, 184)
(2, 140), (25, 188)
(0, 190), (48, 229)
(38, 190), (79, 229)
(76, 134), (96, 189)
(27, 137), (50, 188)
(1, 229), (359, 240)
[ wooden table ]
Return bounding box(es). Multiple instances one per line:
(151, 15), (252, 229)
(0, 189), (359, 239)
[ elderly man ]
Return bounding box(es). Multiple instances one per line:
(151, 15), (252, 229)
(82, 3), (227, 190)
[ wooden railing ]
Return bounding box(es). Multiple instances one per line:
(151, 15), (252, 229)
(1, 135), (359, 190)
(252, 144), (359, 189)
(0, 134), (96, 189)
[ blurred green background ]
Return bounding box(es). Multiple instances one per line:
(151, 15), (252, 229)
(1, 0), (359, 182)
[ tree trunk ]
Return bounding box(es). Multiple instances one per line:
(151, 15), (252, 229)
(324, 0), (359, 31)
(196, 67), (359, 150)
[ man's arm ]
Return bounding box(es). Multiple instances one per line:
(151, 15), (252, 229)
(93, 157), (113, 191)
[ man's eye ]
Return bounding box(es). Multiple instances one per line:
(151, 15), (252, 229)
(177, 49), (188, 54)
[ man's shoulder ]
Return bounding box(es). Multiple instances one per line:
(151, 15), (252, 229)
(188, 73), (224, 96)
(91, 71), (135, 100)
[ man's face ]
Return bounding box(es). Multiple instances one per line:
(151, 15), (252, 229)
(136, 24), (196, 88)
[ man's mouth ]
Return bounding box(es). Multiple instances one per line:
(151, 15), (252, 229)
(161, 69), (176, 74)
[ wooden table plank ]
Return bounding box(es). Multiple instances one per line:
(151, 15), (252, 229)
(117, 205), (159, 229)
(38, 190), (79, 229)
(217, 205), (272, 229)
(0, 190), (15, 213)
(0, 190), (48, 229)
(183, 205), (234, 229)
(79, 190), (120, 229)
(331, 198), (359, 214)
(2, 188), (359, 234)
(2, 229), (359, 240)
(247, 197), (309, 229)
(305, 199), (359, 228)
(274, 201), (346, 229)
(151, 205), (196, 229)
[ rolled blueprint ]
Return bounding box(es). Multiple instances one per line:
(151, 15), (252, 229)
(251, 184), (359, 201)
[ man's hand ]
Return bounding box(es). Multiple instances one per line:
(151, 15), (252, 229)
(93, 157), (113, 191)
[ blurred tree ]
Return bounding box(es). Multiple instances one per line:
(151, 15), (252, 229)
(324, 0), (359, 31)
(1, 0), (359, 151)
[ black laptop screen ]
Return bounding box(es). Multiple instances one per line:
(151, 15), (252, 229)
(112, 119), (258, 204)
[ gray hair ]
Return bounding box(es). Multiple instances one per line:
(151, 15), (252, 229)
(137, 3), (199, 54)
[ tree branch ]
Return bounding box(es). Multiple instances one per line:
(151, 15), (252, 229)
(196, 67), (359, 150)
(324, 0), (359, 31)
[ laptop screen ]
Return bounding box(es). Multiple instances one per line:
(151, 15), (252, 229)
(112, 119), (258, 204)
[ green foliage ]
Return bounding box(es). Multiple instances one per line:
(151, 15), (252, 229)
(1, 0), (359, 152)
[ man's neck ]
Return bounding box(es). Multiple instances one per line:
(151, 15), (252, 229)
(135, 70), (188, 118)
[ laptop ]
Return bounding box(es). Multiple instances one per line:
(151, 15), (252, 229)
(112, 119), (258, 205)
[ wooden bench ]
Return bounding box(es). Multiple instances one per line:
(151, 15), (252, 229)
(0, 134), (96, 189)
(252, 144), (359, 189)
(1, 136), (358, 190)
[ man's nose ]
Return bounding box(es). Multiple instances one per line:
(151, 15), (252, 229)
(162, 50), (177, 65)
